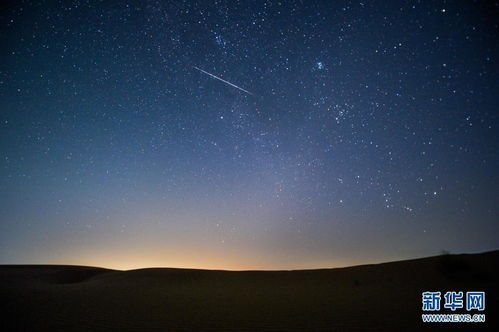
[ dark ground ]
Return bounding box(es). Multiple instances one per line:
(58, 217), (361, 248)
(1, 250), (498, 331)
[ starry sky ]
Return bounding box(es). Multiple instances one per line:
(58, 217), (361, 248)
(1, 0), (498, 270)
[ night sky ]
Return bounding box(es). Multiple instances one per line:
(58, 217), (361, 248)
(1, 0), (498, 270)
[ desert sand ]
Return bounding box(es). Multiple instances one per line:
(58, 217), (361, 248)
(1, 250), (498, 331)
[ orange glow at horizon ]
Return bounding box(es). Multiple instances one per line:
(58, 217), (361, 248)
(18, 244), (396, 271)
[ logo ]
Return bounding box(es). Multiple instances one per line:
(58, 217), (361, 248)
(421, 291), (485, 323)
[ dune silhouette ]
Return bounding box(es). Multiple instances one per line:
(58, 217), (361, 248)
(2, 251), (498, 331)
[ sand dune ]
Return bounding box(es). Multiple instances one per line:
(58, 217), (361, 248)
(2, 251), (498, 331)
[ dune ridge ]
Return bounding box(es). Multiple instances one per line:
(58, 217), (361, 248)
(2, 250), (498, 331)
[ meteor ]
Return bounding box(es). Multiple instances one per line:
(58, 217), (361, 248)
(193, 66), (253, 96)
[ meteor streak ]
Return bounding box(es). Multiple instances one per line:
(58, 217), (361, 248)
(193, 66), (253, 96)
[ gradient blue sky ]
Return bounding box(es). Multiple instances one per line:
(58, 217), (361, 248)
(1, 0), (498, 270)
